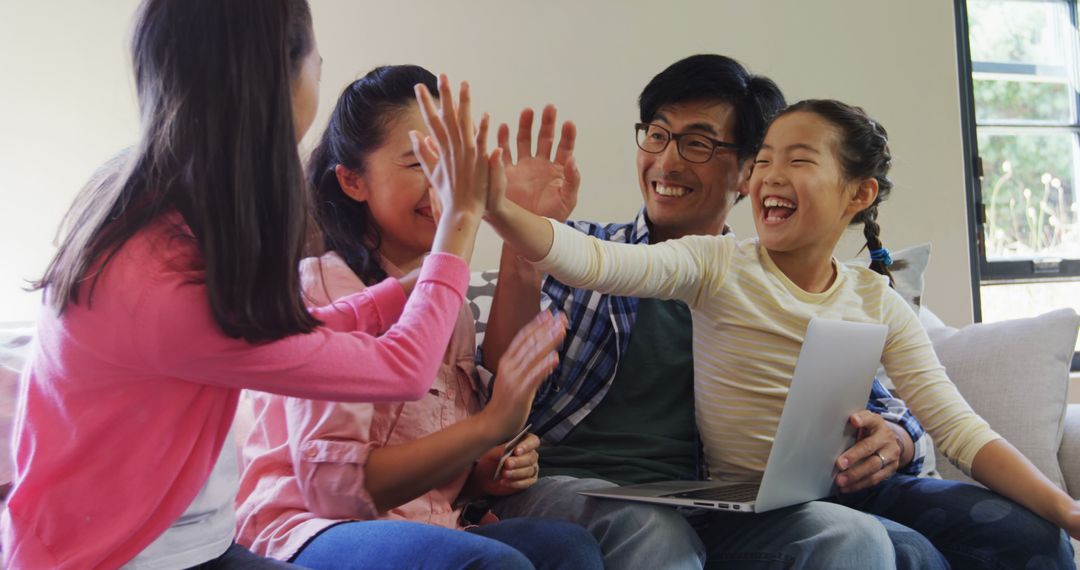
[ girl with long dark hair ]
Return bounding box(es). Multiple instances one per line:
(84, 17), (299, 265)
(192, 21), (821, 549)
(1, 1), (545, 568)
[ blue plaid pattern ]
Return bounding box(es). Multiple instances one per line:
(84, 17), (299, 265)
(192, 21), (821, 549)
(526, 207), (927, 476)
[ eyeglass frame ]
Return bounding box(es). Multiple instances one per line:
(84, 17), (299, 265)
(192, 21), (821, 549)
(634, 122), (742, 164)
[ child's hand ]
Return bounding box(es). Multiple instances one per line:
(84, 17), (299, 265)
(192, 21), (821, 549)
(497, 105), (580, 222)
(469, 434), (542, 496)
(411, 75), (497, 220)
(480, 311), (566, 441)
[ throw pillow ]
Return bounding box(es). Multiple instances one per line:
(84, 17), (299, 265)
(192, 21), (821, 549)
(845, 242), (931, 314)
(927, 308), (1080, 490)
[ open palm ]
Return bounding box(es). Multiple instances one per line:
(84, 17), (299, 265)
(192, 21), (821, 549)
(499, 105), (580, 221)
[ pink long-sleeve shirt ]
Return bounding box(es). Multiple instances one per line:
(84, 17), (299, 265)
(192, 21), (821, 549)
(235, 252), (482, 561)
(1, 214), (470, 569)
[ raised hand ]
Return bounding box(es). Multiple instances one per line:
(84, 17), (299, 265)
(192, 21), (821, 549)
(497, 105), (580, 222)
(480, 310), (567, 441)
(410, 75), (499, 263)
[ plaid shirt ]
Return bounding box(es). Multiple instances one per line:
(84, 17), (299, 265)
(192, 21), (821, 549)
(526, 207), (930, 476)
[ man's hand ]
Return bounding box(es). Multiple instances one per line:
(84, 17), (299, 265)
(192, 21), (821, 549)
(468, 434), (542, 496)
(498, 105), (580, 222)
(835, 410), (907, 493)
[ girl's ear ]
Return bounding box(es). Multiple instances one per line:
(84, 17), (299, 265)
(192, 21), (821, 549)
(335, 164), (369, 202)
(846, 178), (879, 217)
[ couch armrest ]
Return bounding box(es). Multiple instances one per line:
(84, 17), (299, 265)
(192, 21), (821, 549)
(1062, 404), (1080, 500)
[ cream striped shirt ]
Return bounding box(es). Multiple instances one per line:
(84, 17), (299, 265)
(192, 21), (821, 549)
(536, 218), (1000, 481)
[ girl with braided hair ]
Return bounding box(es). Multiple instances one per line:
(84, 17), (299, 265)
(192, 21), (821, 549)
(444, 96), (1079, 567)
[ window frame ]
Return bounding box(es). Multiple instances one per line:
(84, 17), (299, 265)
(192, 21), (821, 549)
(955, 0), (1080, 370)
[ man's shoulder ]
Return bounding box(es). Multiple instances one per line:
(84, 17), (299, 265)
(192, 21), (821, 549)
(563, 218), (638, 243)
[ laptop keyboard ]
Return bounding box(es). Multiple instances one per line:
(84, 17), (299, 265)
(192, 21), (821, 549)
(666, 483), (760, 502)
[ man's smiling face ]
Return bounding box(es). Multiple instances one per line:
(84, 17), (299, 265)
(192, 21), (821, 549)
(637, 100), (749, 242)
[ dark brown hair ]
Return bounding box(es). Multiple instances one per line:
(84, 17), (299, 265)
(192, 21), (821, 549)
(34, 0), (317, 342)
(776, 99), (895, 284)
(307, 64), (438, 285)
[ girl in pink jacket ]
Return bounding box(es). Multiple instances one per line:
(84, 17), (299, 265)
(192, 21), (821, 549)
(1, 2), (540, 568)
(235, 65), (603, 570)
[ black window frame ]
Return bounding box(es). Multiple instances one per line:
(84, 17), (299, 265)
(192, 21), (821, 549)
(954, 0), (1080, 371)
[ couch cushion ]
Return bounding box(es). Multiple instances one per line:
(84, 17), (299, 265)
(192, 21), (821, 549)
(927, 308), (1080, 490)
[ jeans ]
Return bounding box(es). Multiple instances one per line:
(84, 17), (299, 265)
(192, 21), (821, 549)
(836, 474), (1076, 570)
(188, 542), (304, 569)
(489, 475), (897, 570)
(291, 518), (603, 570)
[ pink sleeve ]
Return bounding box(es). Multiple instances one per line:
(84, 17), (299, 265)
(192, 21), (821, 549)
(309, 277), (404, 335)
(136, 253), (468, 403)
(283, 397), (381, 520)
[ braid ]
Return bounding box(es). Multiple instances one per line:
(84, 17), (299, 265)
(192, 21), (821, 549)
(861, 203), (894, 286)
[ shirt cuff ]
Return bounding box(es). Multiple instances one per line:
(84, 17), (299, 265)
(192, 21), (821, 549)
(418, 252), (470, 299)
(363, 278), (408, 332)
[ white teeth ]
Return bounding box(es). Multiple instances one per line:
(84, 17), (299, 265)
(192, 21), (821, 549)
(763, 197), (797, 209)
(655, 183), (690, 197)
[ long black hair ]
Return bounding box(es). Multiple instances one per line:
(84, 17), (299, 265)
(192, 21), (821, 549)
(34, 0), (317, 342)
(307, 64), (438, 285)
(777, 99), (895, 284)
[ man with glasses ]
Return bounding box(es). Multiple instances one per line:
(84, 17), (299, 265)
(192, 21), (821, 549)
(480, 54), (934, 569)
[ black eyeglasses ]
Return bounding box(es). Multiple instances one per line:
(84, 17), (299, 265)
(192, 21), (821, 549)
(634, 123), (740, 164)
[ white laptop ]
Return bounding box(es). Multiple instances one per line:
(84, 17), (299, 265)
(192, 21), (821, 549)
(578, 318), (889, 514)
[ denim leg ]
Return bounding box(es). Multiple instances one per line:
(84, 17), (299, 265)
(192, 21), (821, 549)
(291, 520), (533, 570)
(467, 517), (604, 570)
(836, 474), (1075, 570)
(489, 475), (706, 570)
(874, 515), (950, 570)
(191, 542), (307, 569)
(695, 501), (896, 570)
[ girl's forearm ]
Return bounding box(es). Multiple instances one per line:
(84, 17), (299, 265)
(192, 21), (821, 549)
(431, 208), (483, 264)
(970, 439), (1075, 527)
(487, 200), (555, 263)
(363, 414), (501, 513)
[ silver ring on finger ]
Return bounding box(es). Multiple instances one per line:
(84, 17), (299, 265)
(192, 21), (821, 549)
(874, 451), (888, 471)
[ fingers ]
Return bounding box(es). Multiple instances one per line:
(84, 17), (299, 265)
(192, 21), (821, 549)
(497, 123), (513, 165)
(476, 113), (489, 159)
(837, 411), (885, 470)
(437, 74), (462, 153)
(458, 80), (475, 150)
(489, 149), (507, 206)
(516, 107), (535, 161)
(499, 451), (539, 480)
(512, 433), (541, 456)
(553, 119), (577, 166)
(563, 155), (581, 195)
(415, 84), (449, 158)
(536, 104), (557, 160)
(410, 131), (439, 183)
(837, 456), (895, 493)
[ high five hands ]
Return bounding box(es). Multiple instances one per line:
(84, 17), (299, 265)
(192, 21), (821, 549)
(410, 74), (579, 225)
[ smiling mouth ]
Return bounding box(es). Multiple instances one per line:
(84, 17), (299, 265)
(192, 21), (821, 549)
(654, 182), (692, 197)
(762, 196), (797, 223)
(416, 206), (434, 219)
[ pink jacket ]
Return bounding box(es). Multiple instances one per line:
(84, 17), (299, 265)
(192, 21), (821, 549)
(236, 252), (482, 561)
(1, 215), (470, 569)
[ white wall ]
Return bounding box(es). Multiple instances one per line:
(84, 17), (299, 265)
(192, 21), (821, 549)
(0, 0), (976, 326)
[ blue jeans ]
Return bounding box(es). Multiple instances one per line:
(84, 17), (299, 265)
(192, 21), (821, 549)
(836, 474), (1076, 570)
(291, 518), (603, 570)
(490, 475), (899, 569)
(189, 542), (303, 569)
